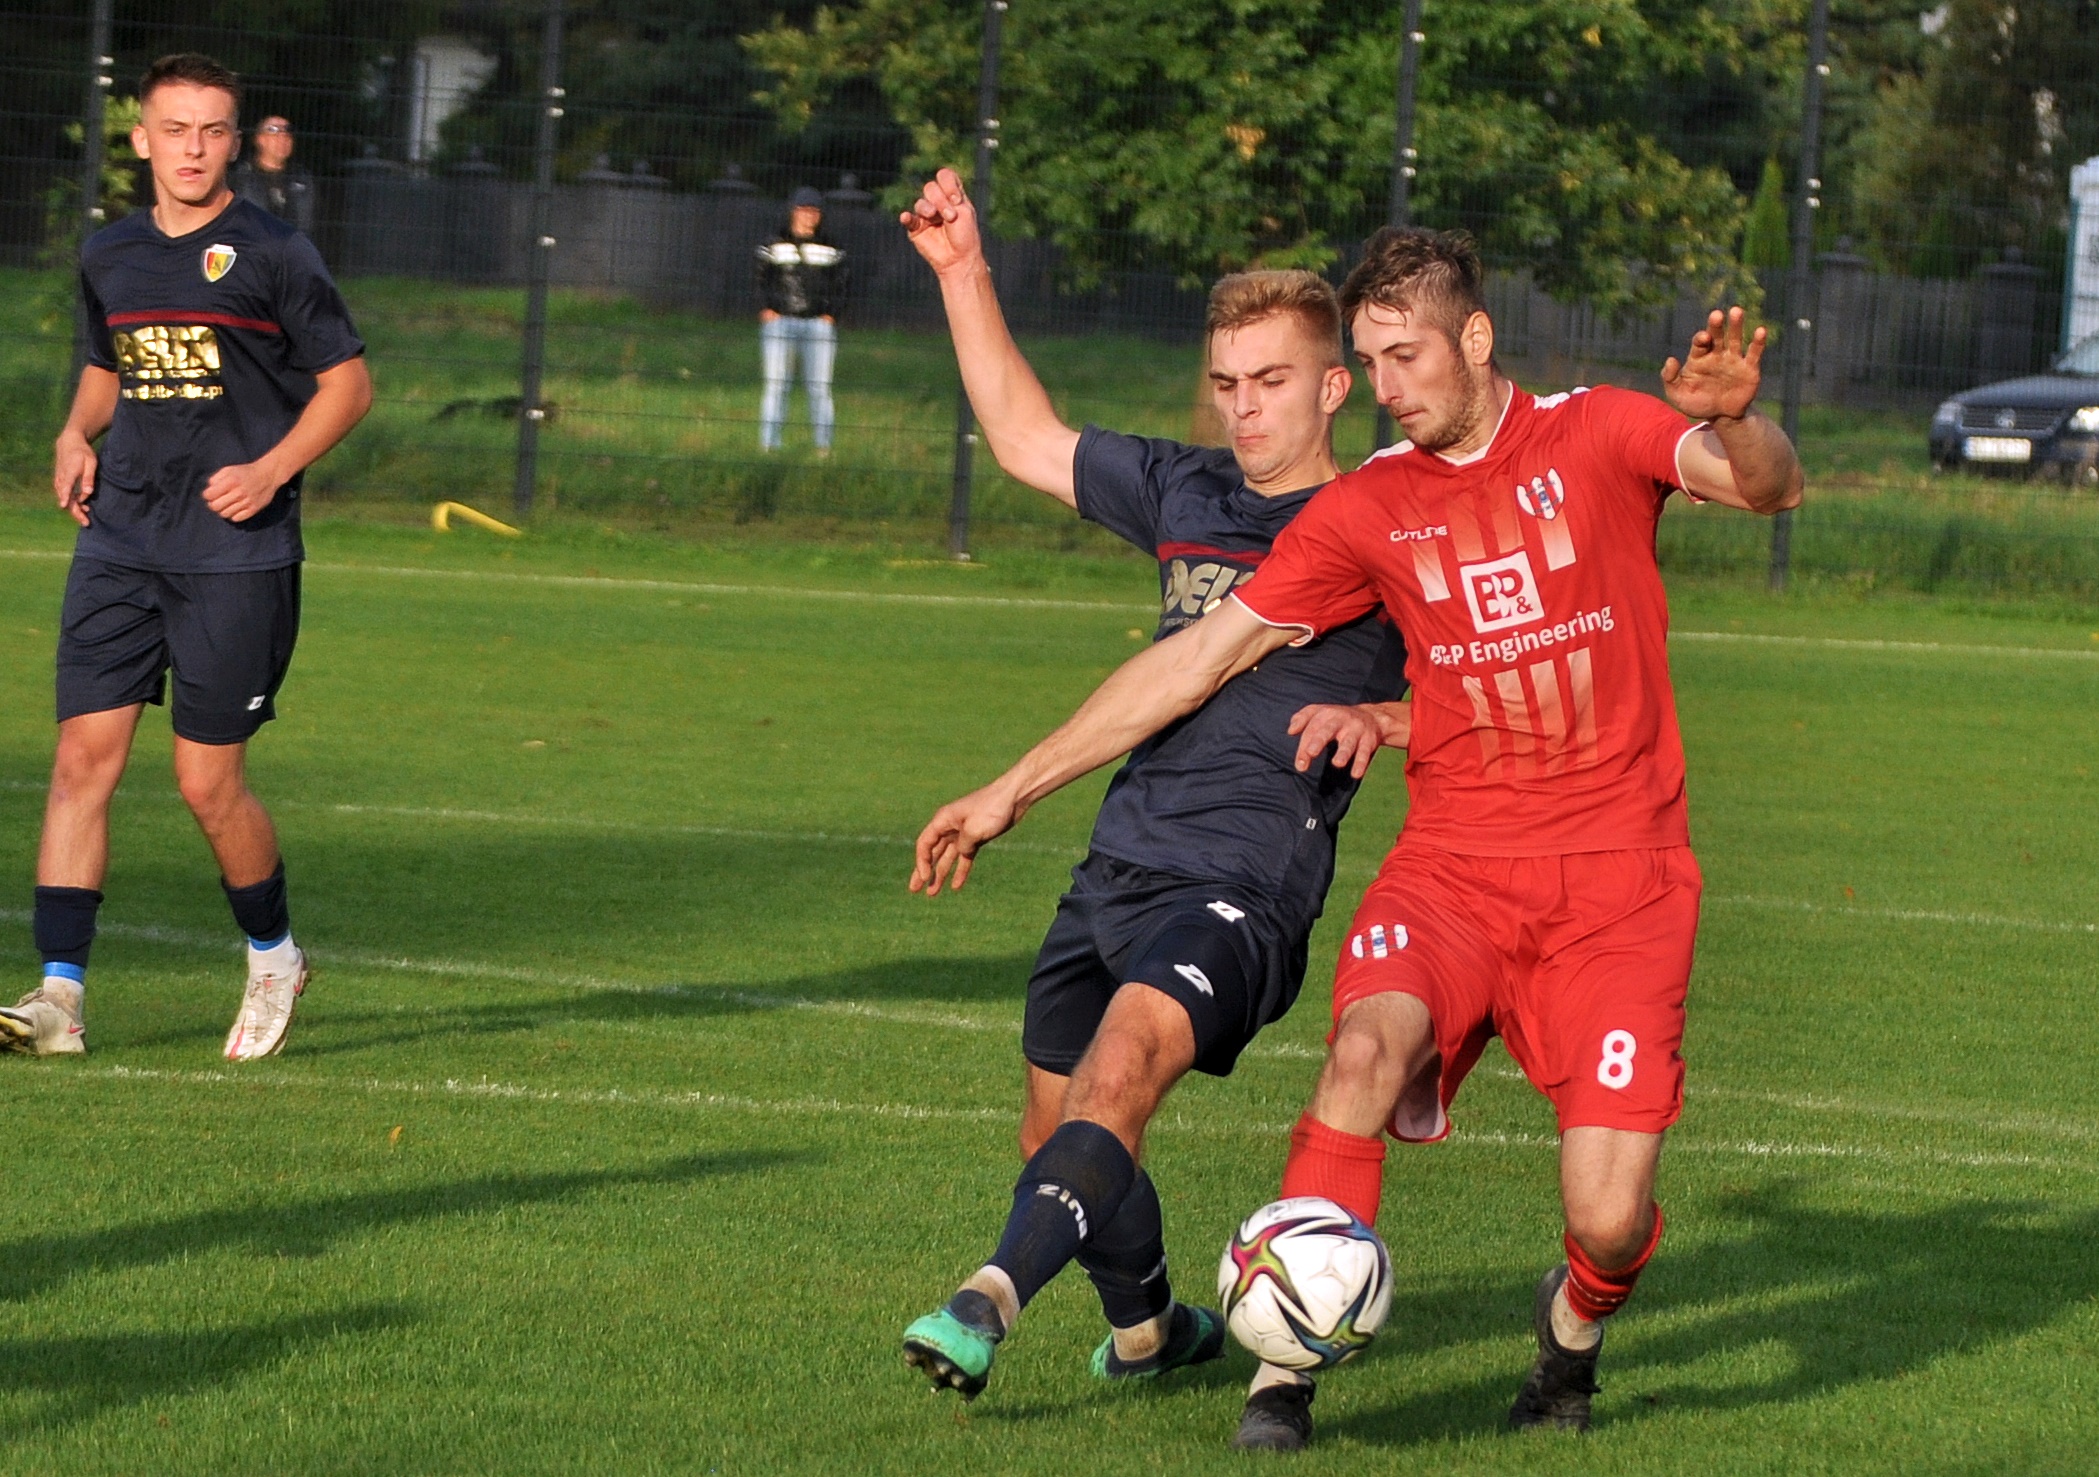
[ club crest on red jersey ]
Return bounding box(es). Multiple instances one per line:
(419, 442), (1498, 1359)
(1517, 468), (1567, 521)
(202, 244), (237, 283)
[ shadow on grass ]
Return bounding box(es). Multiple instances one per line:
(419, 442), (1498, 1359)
(0, 1302), (410, 1440)
(0, 1151), (801, 1306)
(111, 953), (1038, 1057)
(1317, 1182), (2099, 1449)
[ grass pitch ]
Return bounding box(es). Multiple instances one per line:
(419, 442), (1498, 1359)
(0, 502), (2097, 1474)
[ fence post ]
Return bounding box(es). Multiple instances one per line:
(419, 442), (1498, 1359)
(947, 0), (1007, 562)
(1372, 0), (1426, 452)
(1770, 0), (1829, 592)
(70, 0), (116, 381)
(514, 0), (566, 518)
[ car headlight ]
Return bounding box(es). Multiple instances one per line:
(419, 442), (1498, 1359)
(2070, 406), (2099, 434)
(1933, 400), (1960, 425)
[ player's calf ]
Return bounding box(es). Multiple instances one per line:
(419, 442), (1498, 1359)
(1509, 1204), (1664, 1432)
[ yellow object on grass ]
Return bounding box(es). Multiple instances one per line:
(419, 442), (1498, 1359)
(431, 501), (522, 537)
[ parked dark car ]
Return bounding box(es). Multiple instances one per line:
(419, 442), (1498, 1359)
(1930, 335), (2099, 485)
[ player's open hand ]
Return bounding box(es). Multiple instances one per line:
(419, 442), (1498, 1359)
(52, 430), (97, 527)
(1661, 306), (1767, 423)
(900, 167), (982, 277)
(911, 781), (1023, 896)
(1288, 703), (1402, 780)
(200, 461), (282, 523)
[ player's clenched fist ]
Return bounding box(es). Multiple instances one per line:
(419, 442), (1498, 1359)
(899, 167), (981, 277)
(911, 781), (1025, 896)
(200, 460), (283, 523)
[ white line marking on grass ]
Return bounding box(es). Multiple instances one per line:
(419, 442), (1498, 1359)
(5, 549), (2097, 655)
(0, 785), (1088, 862)
(1670, 629), (2099, 663)
(4, 908), (2084, 1142)
(322, 561), (1152, 614)
(69, 1066), (2091, 1175)
(1708, 893), (2099, 938)
(318, 800), (1092, 857)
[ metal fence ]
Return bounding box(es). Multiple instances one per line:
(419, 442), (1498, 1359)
(2, 0), (2091, 576)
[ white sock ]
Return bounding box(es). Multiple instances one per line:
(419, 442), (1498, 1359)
(39, 973), (83, 1009)
(1250, 1361), (1314, 1395)
(961, 1266), (1020, 1334)
(1111, 1304), (1174, 1363)
(247, 933), (300, 973)
(1551, 1283), (1603, 1351)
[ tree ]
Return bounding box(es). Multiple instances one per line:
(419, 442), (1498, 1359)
(1741, 156), (1791, 268)
(745, 0), (1762, 312)
(1844, 0), (2099, 276)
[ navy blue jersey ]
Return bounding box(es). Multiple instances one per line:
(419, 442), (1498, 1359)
(78, 197), (364, 572)
(1074, 426), (1409, 920)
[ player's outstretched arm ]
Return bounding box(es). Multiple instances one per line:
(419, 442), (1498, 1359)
(902, 167), (1080, 507)
(200, 356), (373, 523)
(1661, 306), (1804, 516)
(52, 367), (119, 528)
(1286, 700), (1411, 779)
(912, 601), (1294, 895)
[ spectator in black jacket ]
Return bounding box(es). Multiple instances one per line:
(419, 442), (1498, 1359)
(755, 187), (848, 453)
(230, 116), (314, 235)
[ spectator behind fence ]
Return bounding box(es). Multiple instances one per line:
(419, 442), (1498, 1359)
(231, 115), (313, 234)
(755, 187), (848, 454)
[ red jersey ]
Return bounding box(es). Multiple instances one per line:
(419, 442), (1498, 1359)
(1234, 384), (1702, 857)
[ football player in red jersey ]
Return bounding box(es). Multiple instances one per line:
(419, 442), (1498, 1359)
(911, 226), (1800, 1450)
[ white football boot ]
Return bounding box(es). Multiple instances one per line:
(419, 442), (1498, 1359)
(224, 947), (308, 1061)
(0, 979), (87, 1056)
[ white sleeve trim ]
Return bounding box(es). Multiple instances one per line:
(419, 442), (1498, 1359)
(1671, 421), (1709, 503)
(1228, 592), (1317, 647)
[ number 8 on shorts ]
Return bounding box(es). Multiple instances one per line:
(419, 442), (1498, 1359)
(1596, 1029), (1637, 1089)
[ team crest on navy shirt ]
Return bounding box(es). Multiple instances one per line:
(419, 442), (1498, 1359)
(202, 244), (237, 282)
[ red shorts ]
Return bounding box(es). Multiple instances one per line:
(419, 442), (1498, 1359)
(1331, 843), (1702, 1140)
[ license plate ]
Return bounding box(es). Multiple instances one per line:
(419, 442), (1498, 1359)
(1964, 436), (2033, 463)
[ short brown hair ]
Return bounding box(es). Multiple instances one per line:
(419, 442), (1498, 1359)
(1205, 270), (1344, 366)
(1338, 227), (1487, 346)
(139, 53), (243, 112)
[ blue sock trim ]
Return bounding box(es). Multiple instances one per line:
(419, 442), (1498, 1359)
(247, 932), (291, 951)
(42, 962), (85, 985)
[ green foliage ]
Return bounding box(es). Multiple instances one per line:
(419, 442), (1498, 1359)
(1842, 0), (2099, 277)
(746, 0), (1758, 310)
(41, 96), (142, 265)
(1742, 156), (1791, 269)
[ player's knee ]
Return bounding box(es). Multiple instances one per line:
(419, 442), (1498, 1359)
(49, 734), (126, 802)
(174, 764), (244, 821)
(1565, 1200), (1653, 1271)
(1324, 1010), (1407, 1096)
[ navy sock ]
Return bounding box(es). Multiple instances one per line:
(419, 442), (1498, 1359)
(33, 885), (102, 975)
(222, 863), (290, 946)
(1077, 1169), (1174, 1329)
(978, 1120), (1137, 1315)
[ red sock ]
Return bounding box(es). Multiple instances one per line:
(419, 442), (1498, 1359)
(1562, 1202), (1665, 1321)
(1278, 1113), (1386, 1227)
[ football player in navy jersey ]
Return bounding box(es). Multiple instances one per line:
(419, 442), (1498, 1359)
(9, 54), (370, 1062)
(895, 168), (1410, 1401)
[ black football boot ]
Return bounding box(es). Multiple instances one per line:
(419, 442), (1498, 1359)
(1507, 1264), (1602, 1432)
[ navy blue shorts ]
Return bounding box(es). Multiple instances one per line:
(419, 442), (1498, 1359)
(56, 559), (301, 745)
(1022, 852), (1310, 1078)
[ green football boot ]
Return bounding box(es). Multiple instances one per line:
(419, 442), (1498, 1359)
(1090, 1302), (1227, 1381)
(902, 1307), (1000, 1400)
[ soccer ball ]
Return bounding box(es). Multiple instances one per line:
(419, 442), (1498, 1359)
(1217, 1196), (1392, 1370)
